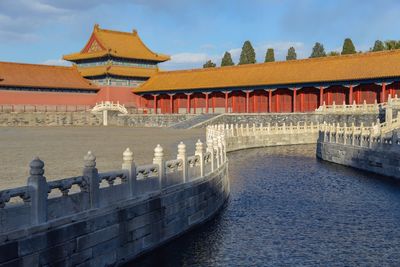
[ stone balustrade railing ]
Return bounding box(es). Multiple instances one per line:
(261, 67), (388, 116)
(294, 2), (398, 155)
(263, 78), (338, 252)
(315, 94), (400, 114)
(0, 135), (227, 233)
(318, 113), (400, 148)
(207, 121), (321, 152)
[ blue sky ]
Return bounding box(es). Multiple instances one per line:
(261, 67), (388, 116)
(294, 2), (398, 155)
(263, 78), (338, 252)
(0, 0), (399, 70)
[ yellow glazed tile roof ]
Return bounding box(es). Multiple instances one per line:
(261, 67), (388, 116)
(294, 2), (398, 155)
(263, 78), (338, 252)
(63, 25), (170, 62)
(77, 65), (158, 78)
(0, 62), (98, 90)
(135, 50), (400, 93)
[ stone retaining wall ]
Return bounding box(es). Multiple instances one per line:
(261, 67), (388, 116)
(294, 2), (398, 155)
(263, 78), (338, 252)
(0, 135), (229, 266)
(316, 120), (400, 179)
(317, 142), (400, 178)
(112, 114), (197, 127)
(0, 112), (102, 126)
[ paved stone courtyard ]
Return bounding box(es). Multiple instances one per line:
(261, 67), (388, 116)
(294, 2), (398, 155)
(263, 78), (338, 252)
(0, 127), (204, 189)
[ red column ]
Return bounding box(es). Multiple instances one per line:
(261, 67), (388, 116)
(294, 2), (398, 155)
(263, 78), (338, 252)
(382, 82), (386, 103)
(300, 91), (304, 112)
(349, 85), (353, 104)
(319, 86), (324, 106)
(169, 94), (174, 114)
(224, 91), (229, 113)
(194, 96), (197, 114)
(232, 93), (235, 112)
(293, 88), (297, 113)
(153, 94), (157, 114)
(253, 91), (257, 113)
(160, 95), (164, 114)
(205, 93), (209, 114)
(245, 90), (250, 113)
(268, 90), (272, 113)
(212, 94), (216, 113)
(276, 91), (280, 113)
(186, 94), (191, 114)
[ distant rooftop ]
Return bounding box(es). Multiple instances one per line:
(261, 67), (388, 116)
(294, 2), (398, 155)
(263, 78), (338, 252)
(63, 24), (170, 63)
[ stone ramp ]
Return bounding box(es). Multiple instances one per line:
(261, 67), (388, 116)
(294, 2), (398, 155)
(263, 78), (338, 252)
(169, 114), (220, 129)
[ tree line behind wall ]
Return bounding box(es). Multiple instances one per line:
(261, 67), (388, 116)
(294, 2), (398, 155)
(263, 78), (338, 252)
(203, 38), (400, 68)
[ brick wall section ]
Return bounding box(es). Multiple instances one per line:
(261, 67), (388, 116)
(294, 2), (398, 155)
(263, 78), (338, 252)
(0, 165), (229, 266)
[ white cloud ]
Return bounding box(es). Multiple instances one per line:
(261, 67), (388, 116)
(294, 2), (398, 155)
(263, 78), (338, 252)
(42, 59), (71, 66)
(170, 53), (215, 64)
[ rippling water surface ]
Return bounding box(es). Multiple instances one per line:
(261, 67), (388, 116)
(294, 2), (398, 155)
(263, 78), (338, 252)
(131, 145), (400, 266)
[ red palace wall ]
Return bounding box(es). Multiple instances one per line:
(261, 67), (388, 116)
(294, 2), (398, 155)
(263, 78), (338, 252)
(0, 90), (97, 105)
(96, 86), (139, 107)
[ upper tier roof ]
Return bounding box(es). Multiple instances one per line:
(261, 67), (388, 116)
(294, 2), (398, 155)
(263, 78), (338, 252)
(0, 62), (98, 90)
(63, 25), (170, 62)
(135, 49), (400, 93)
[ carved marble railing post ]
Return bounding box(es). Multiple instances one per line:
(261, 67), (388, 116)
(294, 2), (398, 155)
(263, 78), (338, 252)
(28, 157), (48, 225)
(177, 142), (188, 182)
(195, 140), (204, 177)
(213, 135), (220, 168)
(153, 144), (165, 188)
(217, 134), (224, 164)
(122, 148), (136, 197)
(83, 151), (99, 209)
(206, 138), (214, 172)
(386, 94), (393, 126)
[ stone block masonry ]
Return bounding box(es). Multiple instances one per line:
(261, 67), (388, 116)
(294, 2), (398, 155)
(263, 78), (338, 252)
(317, 116), (400, 179)
(0, 134), (229, 266)
(0, 112), (102, 127)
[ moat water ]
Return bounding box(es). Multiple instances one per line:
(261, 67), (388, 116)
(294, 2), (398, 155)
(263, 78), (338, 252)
(132, 145), (400, 266)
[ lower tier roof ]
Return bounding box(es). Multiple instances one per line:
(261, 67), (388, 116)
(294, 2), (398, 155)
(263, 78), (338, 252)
(135, 50), (400, 93)
(0, 62), (98, 91)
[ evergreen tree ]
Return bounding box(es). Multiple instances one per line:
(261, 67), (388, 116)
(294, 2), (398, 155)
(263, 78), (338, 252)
(327, 51), (340, 56)
(203, 60), (216, 68)
(264, 48), (275, 62)
(384, 40), (400, 50)
(221, 51), (234, 66)
(286, 47), (297, 60)
(341, 38), (356, 55)
(372, 40), (385, 52)
(310, 42), (326, 58)
(239, 40), (256, 65)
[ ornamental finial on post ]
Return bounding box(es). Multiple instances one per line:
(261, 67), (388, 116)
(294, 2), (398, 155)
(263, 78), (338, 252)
(29, 156), (45, 177)
(123, 148), (134, 164)
(84, 151), (96, 168)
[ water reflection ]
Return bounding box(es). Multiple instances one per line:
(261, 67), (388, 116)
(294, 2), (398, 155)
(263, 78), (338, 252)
(131, 145), (400, 266)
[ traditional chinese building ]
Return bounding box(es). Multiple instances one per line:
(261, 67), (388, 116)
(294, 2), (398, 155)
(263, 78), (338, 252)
(135, 49), (400, 114)
(0, 62), (98, 106)
(63, 24), (170, 88)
